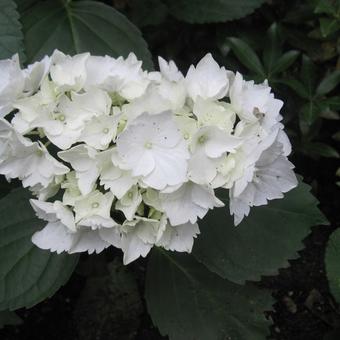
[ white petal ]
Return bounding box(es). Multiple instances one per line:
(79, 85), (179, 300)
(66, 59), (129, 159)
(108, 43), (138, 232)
(32, 222), (77, 254)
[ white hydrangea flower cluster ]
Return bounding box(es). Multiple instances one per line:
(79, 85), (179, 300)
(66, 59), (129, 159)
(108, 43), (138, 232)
(0, 50), (297, 264)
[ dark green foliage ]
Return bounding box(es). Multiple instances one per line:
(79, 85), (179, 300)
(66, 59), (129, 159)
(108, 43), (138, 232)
(193, 181), (328, 283)
(21, 0), (153, 69)
(0, 189), (79, 311)
(145, 249), (273, 340)
(0, 0), (25, 61)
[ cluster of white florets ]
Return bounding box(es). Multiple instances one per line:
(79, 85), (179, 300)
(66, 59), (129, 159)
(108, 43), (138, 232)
(0, 50), (297, 264)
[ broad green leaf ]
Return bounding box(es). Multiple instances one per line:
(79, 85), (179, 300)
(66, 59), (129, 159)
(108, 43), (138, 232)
(325, 228), (340, 303)
(226, 37), (264, 76)
(271, 50), (300, 74)
(164, 0), (266, 23)
(21, 0), (153, 69)
(0, 310), (21, 328)
(0, 188), (79, 311)
(303, 142), (340, 158)
(316, 70), (340, 96)
(192, 181), (328, 284)
(0, 0), (25, 61)
(145, 250), (273, 340)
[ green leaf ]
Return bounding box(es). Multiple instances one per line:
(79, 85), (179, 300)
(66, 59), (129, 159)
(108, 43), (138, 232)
(263, 23), (282, 74)
(316, 70), (340, 96)
(145, 250), (273, 340)
(0, 310), (22, 328)
(21, 0), (153, 69)
(319, 18), (340, 37)
(0, 188), (79, 311)
(192, 181), (328, 284)
(271, 50), (300, 74)
(300, 55), (317, 97)
(321, 96), (340, 110)
(315, 0), (337, 15)
(325, 228), (340, 303)
(164, 0), (266, 23)
(303, 142), (340, 158)
(226, 37), (264, 76)
(0, 0), (25, 61)
(300, 101), (319, 131)
(319, 109), (340, 120)
(279, 77), (310, 99)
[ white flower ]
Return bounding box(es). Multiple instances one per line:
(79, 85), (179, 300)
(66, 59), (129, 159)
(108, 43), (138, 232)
(61, 171), (83, 206)
(191, 125), (241, 158)
(74, 190), (116, 228)
(158, 56), (184, 82)
(11, 86), (57, 134)
(159, 182), (224, 225)
(58, 144), (99, 195)
(30, 199), (76, 232)
(20, 143), (69, 189)
(116, 111), (189, 190)
(193, 97), (235, 132)
(31, 197), (118, 254)
(0, 119), (69, 189)
(174, 115), (198, 143)
(120, 216), (167, 264)
(32, 223), (111, 255)
(156, 222), (200, 252)
(30, 175), (64, 201)
(156, 57), (187, 111)
(85, 53), (150, 100)
(37, 88), (111, 150)
(188, 126), (241, 184)
(97, 148), (138, 199)
(121, 84), (176, 121)
(23, 56), (51, 95)
(79, 111), (119, 150)
(142, 188), (163, 212)
(50, 50), (89, 92)
(229, 72), (283, 130)
(185, 53), (229, 101)
(0, 54), (25, 117)
(115, 185), (142, 220)
(229, 139), (298, 225)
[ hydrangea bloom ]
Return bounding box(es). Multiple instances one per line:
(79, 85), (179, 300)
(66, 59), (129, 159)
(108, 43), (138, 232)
(0, 50), (297, 264)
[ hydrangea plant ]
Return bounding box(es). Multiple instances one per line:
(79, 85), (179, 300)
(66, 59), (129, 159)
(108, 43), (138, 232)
(0, 0), (328, 339)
